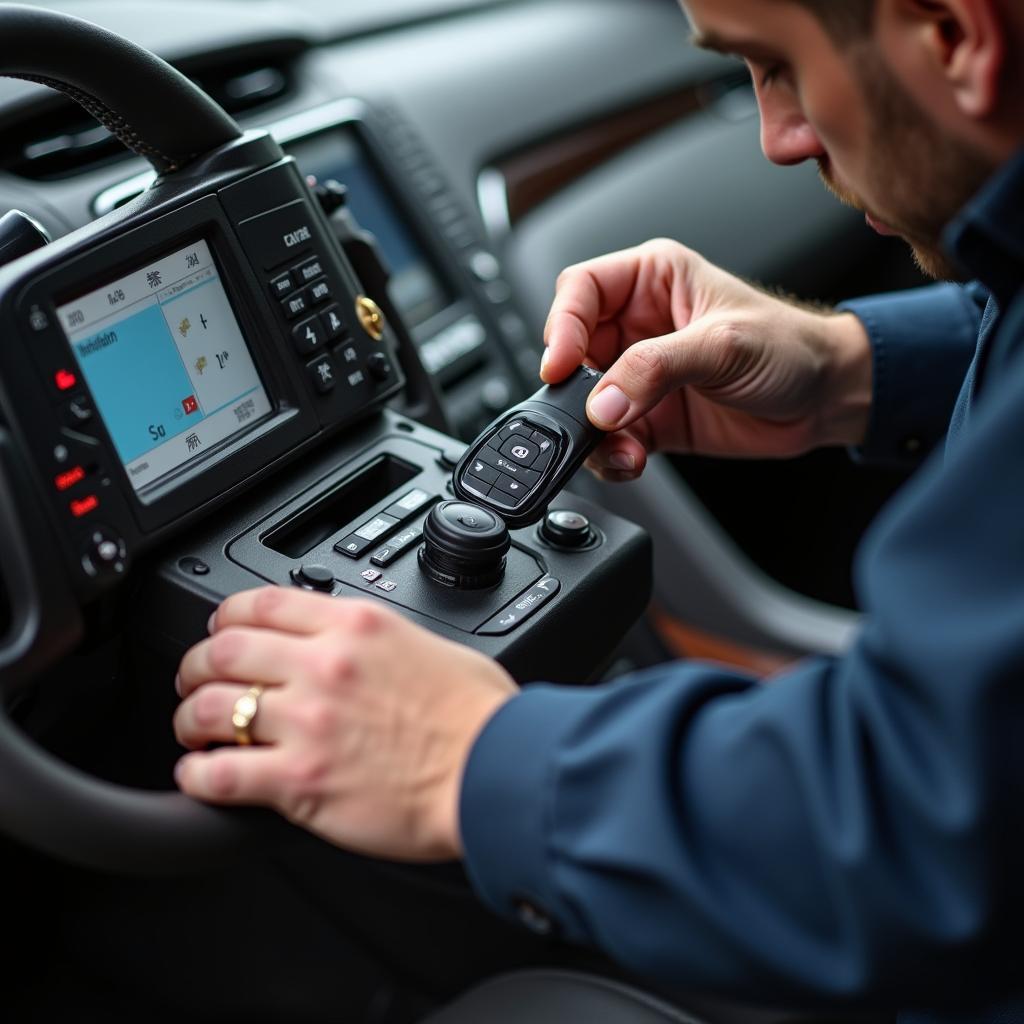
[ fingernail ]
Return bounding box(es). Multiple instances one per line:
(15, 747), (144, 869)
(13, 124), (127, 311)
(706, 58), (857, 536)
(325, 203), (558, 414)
(174, 673), (182, 698)
(588, 385), (630, 426)
(540, 349), (550, 376)
(207, 611), (217, 635)
(609, 452), (636, 472)
(173, 759), (186, 788)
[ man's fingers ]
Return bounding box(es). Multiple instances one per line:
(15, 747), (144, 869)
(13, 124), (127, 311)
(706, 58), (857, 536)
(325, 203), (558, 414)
(586, 326), (718, 431)
(542, 253), (644, 383)
(175, 747), (292, 807)
(584, 431), (650, 481)
(177, 627), (308, 697)
(211, 586), (340, 637)
(174, 682), (287, 749)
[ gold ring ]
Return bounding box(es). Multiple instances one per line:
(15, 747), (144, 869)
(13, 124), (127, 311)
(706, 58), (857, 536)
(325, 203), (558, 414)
(231, 685), (264, 746)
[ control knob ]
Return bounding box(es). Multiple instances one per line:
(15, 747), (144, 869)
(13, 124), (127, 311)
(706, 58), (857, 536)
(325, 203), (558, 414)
(291, 564), (335, 592)
(419, 501), (510, 589)
(540, 509), (594, 549)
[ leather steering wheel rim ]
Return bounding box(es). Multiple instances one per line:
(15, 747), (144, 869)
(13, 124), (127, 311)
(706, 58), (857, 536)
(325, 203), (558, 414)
(0, 2), (242, 174)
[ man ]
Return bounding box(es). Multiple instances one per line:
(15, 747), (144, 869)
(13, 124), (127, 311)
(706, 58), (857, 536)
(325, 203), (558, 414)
(172, 0), (1024, 1019)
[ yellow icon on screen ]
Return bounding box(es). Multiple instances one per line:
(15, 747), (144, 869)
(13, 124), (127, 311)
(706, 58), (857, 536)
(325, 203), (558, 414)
(179, 317), (191, 338)
(195, 355), (208, 375)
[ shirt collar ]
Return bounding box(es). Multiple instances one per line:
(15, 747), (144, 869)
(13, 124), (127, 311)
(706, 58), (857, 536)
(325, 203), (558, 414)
(945, 147), (1024, 303)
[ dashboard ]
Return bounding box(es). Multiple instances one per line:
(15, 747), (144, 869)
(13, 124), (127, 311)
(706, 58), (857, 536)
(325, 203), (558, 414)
(0, 0), (923, 676)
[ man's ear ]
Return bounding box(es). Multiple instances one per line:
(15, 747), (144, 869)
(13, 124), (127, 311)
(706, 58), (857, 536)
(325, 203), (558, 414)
(884, 0), (1006, 118)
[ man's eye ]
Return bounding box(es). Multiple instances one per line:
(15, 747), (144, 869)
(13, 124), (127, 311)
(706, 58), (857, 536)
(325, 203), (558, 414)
(760, 64), (783, 87)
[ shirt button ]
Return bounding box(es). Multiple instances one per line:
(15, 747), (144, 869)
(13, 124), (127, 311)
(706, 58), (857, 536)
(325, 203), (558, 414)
(902, 436), (923, 455)
(513, 897), (555, 936)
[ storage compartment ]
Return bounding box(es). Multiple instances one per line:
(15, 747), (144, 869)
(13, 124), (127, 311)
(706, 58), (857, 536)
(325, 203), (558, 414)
(262, 454), (419, 558)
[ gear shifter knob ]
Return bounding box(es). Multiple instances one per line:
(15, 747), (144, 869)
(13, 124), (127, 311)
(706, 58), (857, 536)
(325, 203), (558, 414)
(419, 501), (510, 589)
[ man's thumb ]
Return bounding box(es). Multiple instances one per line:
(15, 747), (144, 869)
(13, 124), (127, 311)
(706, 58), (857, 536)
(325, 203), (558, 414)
(585, 328), (714, 430)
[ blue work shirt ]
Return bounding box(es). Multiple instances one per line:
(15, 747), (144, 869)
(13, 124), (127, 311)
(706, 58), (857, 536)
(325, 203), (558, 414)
(460, 148), (1024, 1020)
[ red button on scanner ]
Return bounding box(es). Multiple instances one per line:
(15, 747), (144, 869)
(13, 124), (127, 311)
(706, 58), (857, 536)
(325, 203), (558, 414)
(55, 465), (86, 492)
(54, 368), (78, 392)
(70, 494), (99, 518)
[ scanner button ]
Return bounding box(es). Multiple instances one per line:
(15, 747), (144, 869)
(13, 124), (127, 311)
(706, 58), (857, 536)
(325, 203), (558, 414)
(499, 437), (539, 467)
(282, 292), (309, 320)
(294, 257), (325, 284)
(307, 354), (337, 394)
(321, 305), (348, 341)
(292, 317), (326, 355)
(306, 279), (332, 306)
(269, 272), (295, 300)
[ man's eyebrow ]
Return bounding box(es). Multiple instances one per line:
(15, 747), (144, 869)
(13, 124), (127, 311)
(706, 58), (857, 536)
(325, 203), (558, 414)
(689, 30), (728, 53)
(689, 30), (779, 62)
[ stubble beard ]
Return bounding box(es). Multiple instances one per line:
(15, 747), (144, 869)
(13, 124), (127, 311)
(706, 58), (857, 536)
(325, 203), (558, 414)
(817, 47), (996, 282)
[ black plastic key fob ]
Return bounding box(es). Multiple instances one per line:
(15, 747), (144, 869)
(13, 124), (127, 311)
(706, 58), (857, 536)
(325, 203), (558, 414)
(453, 365), (606, 529)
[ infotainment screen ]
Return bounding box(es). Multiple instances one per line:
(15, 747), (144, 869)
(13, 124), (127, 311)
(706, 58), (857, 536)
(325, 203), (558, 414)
(57, 239), (272, 495)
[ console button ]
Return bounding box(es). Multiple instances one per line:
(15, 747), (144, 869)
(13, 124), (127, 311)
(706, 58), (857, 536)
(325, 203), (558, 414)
(282, 292), (309, 320)
(370, 525), (423, 567)
(81, 526), (128, 578)
(478, 576), (560, 636)
(360, 569), (383, 583)
(499, 437), (539, 467)
(291, 564), (335, 592)
(540, 510), (594, 549)
(307, 279), (332, 306)
(376, 579), (398, 593)
(307, 354), (337, 394)
(384, 488), (433, 522)
(292, 317), (326, 355)
(69, 494), (100, 518)
(294, 257), (325, 285)
(355, 515), (400, 542)
(64, 395), (94, 427)
(321, 305), (348, 340)
(269, 272), (295, 300)
(335, 534), (373, 558)
(52, 367), (79, 394)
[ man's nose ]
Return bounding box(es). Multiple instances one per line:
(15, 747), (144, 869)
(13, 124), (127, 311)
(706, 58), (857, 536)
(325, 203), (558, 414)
(758, 96), (826, 166)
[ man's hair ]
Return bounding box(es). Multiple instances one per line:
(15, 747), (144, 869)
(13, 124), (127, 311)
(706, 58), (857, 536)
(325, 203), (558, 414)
(793, 0), (876, 38)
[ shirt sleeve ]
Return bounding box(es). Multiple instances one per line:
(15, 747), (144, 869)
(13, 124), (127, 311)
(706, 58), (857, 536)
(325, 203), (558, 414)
(839, 283), (985, 466)
(460, 320), (1024, 1009)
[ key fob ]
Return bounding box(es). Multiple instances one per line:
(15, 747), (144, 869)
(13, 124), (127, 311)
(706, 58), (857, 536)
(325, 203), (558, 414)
(452, 365), (606, 529)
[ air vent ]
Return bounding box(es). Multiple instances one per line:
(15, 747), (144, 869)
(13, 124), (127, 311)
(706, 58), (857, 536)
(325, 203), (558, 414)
(0, 54), (298, 181)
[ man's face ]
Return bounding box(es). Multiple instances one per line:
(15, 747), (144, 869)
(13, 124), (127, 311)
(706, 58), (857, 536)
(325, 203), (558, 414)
(682, 0), (997, 279)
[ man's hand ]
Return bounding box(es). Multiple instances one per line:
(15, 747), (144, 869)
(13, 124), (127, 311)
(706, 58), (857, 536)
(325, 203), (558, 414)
(173, 588), (518, 862)
(542, 239), (874, 480)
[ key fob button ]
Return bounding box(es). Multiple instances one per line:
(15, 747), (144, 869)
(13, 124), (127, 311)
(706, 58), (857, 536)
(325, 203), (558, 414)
(499, 437), (539, 466)
(494, 475), (531, 499)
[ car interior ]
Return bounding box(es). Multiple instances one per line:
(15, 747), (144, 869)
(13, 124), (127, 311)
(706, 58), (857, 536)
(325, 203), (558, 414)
(0, 1), (929, 1021)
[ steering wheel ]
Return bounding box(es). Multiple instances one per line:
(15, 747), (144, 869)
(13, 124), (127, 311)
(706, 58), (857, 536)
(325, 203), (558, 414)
(0, 3), (305, 874)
